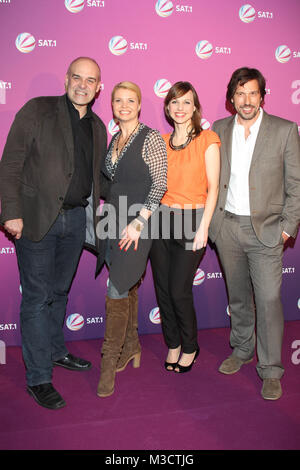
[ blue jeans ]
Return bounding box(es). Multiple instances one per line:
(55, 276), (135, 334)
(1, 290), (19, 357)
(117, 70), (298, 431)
(15, 207), (86, 386)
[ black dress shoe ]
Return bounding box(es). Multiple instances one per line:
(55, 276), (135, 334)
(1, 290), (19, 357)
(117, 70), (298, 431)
(53, 353), (92, 371)
(27, 383), (66, 409)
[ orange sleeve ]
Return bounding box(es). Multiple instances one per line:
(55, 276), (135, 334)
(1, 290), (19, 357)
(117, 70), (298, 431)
(204, 129), (221, 148)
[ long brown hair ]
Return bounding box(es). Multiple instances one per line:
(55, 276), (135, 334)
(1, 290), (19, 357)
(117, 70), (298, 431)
(164, 81), (202, 138)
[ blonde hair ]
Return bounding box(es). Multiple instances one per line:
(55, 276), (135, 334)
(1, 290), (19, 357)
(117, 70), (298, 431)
(111, 81), (142, 104)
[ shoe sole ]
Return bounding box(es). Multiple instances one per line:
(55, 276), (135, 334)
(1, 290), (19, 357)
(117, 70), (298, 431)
(219, 357), (253, 375)
(116, 352), (141, 373)
(261, 382), (282, 401)
(261, 392), (282, 401)
(27, 387), (66, 409)
(97, 389), (114, 398)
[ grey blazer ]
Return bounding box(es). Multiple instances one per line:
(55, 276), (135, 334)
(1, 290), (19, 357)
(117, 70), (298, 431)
(209, 111), (300, 247)
(0, 95), (107, 251)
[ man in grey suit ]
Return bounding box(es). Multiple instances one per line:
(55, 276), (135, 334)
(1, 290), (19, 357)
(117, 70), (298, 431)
(209, 67), (300, 400)
(0, 57), (107, 409)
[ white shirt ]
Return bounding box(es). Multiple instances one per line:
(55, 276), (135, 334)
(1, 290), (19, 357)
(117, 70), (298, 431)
(225, 108), (263, 215)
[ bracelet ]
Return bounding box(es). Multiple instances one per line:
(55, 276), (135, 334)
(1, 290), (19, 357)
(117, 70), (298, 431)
(131, 218), (144, 232)
(137, 214), (148, 225)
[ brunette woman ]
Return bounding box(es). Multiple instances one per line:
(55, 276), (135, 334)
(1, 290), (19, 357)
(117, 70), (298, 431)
(150, 82), (220, 373)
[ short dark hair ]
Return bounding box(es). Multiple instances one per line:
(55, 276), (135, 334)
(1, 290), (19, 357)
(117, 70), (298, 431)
(226, 67), (266, 102)
(164, 81), (202, 138)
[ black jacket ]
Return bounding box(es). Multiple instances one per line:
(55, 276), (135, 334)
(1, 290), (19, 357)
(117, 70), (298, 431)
(0, 94), (107, 252)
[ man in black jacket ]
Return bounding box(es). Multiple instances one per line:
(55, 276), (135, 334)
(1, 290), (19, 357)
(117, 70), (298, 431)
(0, 57), (107, 409)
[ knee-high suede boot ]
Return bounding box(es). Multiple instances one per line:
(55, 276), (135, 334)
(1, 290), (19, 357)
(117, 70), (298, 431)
(116, 285), (141, 372)
(97, 296), (130, 397)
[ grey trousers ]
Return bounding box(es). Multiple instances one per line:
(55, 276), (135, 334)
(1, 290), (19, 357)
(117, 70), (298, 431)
(215, 211), (284, 379)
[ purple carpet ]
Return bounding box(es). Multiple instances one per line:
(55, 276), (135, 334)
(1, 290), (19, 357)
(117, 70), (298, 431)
(1, 321), (300, 451)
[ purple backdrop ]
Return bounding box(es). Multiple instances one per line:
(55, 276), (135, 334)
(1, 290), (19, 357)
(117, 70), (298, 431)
(1, 0), (300, 346)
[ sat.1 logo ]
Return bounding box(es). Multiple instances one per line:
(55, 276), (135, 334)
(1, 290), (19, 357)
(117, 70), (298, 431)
(149, 307), (161, 324)
(15, 33), (36, 53)
(275, 45), (292, 63)
(65, 0), (84, 13)
(155, 0), (174, 17)
(195, 40), (213, 60)
(154, 79), (172, 98)
(66, 313), (84, 331)
(108, 36), (128, 55)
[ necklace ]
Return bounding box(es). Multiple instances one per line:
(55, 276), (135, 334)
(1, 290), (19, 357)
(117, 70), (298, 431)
(169, 131), (193, 151)
(115, 122), (140, 158)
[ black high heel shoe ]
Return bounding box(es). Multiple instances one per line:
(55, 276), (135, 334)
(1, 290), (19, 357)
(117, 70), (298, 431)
(164, 361), (177, 371)
(174, 348), (199, 373)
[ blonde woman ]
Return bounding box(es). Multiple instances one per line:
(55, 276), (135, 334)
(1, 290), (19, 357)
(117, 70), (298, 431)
(96, 82), (167, 397)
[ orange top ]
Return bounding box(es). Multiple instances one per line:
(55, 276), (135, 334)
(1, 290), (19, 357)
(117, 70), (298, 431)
(161, 129), (221, 209)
